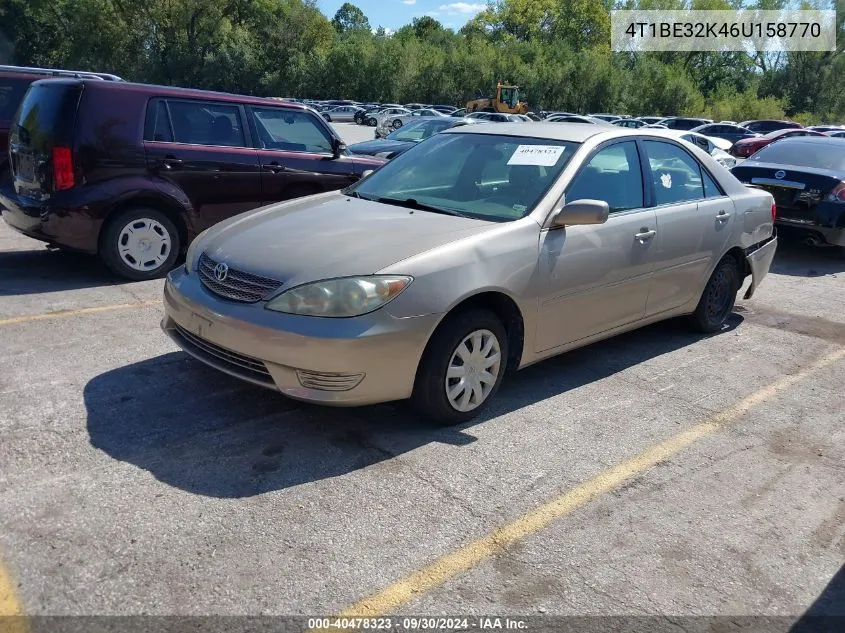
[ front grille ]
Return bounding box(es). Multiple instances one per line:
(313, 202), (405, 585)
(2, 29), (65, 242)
(198, 253), (282, 303)
(171, 323), (276, 389)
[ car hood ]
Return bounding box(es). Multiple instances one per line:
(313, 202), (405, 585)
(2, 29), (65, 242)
(347, 139), (415, 156)
(200, 192), (497, 286)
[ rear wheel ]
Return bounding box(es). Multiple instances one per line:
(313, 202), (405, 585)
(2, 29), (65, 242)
(100, 207), (180, 280)
(689, 255), (741, 333)
(391, 119), (403, 130)
(366, 117), (377, 126)
(412, 310), (508, 426)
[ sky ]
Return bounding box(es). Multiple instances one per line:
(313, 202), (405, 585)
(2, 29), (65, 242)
(315, 0), (487, 32)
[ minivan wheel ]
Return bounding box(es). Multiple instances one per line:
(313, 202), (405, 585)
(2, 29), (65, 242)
(101, 208), (180, 281)
(412, 309), (508, 426)
(690, 255), (741, 333)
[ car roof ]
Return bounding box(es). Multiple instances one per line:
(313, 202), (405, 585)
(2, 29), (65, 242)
(32, 78), (312, 111)
(444, 121), (643, 143)
(768, 136), (843, 146)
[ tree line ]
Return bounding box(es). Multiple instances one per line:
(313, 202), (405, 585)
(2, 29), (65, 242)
(1, 0), (843, 123)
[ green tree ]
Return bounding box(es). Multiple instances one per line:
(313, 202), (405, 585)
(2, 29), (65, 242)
(331, 2), (370, 33)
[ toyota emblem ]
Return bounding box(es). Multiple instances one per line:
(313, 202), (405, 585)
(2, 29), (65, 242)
(774, 170), (786, 179)
(214, 262), (229, 282)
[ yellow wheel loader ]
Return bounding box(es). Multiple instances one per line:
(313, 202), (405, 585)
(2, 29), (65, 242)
(466, 83), (529, 115)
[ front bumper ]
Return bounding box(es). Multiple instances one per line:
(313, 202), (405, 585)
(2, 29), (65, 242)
(743, 234), (778, 300)
(161, 266), (442, 406)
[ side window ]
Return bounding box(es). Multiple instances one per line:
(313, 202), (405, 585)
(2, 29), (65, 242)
(167, 100), (245, 147)
(250, 107), (334, 154)
(643, 140), (705, 205)
(702, 169), (724, 198)
(144, 99), (173, 142)
(566, 141), (644, 213)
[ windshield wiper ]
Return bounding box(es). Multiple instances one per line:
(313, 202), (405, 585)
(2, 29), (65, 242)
(375, 196), (469, 218)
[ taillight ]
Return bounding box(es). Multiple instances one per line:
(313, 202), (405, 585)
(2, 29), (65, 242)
(52, 146), (75, 191)
(824, 181), (845, 203)
(771, 201), (777, 222)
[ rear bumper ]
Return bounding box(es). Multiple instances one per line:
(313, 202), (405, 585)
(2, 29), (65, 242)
(743, 234), (778, 300)
(775, 220), (845, 247)
(0, 187), (99, 252)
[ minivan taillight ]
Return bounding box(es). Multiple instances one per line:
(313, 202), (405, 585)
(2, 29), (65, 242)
(824, 181), (845, 203)
(771, 201), (777, 222)
(52, 146), (75, 190)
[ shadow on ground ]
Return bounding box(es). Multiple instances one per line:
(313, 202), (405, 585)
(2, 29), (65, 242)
(770, 237), (845, 278)
(85, 314), (742, 498)
(790, 563), (845, 632)
(0, 247), (123, 295)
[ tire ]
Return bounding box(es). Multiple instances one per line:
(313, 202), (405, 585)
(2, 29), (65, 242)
(100, 207), (181, 281)
(366, 117), (377, 126)
(412, 309), (508, 426)
(391, 119), (403, 130)
(689, 255), (741, 333)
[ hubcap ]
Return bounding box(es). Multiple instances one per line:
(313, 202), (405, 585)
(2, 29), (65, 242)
(445, 329), (501, 413)
(117, 218), (172, 272)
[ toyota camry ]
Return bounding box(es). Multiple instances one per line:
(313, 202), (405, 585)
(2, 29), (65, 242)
(162, 123), (778, 425)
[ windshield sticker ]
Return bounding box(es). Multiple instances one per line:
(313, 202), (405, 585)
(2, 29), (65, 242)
(512, 204), (527, 213)
(508, 145), (566, 167)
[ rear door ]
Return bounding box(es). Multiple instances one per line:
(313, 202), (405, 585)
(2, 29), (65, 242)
(640, 140), (735, 315)
(246, 104), (359, 204)
(143, 98), (263, 232)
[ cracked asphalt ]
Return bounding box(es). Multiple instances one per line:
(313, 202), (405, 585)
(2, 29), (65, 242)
(0, 123), (843, 625)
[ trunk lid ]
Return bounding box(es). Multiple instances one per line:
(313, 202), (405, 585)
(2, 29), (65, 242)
(732, 161), (843, 224)
(9, 79), (83, 201)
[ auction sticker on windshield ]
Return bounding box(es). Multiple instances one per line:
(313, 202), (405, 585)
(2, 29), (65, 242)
(508, 145), (566, 167)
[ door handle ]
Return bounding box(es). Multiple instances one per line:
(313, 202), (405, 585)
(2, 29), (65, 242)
(159, 156), (183, 169)
(263, 162), (286, 173)
(634, 229), (657, 242)
(716, 210), (731, 222)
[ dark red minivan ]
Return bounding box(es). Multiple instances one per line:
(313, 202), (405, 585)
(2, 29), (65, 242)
(1, 78), (384, 279)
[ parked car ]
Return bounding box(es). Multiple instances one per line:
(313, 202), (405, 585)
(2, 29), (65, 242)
(348, 117), (477, 159)
(162, 124), (777, 425)
(1, 65), (122, 204)
(0, 78), (384, 280)
(450, 108), (468, 118)
(431, 105), (458, 113)
(738, 119), (802, 134)
(370, 107), (412, 128)
(806, 125), (845, 134)
(589, 113), (625, 122)
(321, 105), (364, 123)
(689, 123), (758, 144)
(354, 106), (383, 125)
(657, 117), (713, 130)
(732, 136), (845, 256)
(375, 108), (447, 138)
(652, 130), (738, 169)
(464, 112), (513, 123)
(825, 130), (845, 138)
(637, 116), (664, 125)
(613, 119), (646, 128)
(729, 127), (827, 158)
(547, 115), (609, 125)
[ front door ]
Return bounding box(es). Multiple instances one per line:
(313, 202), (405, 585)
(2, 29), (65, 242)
(247, 105), (360, 204)
(535, 140), (657, 352)
(143, 98), (262, 233)
(640, 140), (736, 315)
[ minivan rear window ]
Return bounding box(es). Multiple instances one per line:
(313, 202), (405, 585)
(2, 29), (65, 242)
(10, 81), (83, 153)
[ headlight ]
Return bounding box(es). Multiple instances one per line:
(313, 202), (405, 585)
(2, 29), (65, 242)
(265, 276), (412, 317)
(185, 228), (211, 274)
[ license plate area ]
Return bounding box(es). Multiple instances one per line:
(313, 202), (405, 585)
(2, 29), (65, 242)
(13, 152), (36, 182)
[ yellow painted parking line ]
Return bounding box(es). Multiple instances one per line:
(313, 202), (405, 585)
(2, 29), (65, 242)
(334, 347), (845, 619)
(0, 300), (160, 327)
(0, 554), (23, 616)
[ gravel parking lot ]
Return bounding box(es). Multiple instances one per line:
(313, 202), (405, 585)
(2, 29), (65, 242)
(0, 122), (843, 626)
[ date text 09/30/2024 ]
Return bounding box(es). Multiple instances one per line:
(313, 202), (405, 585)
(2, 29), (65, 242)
(307, 617), (528, 630)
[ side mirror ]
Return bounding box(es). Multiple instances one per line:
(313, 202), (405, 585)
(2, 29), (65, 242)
(333, 139), (347, 158)
(551, 199), (610, 227)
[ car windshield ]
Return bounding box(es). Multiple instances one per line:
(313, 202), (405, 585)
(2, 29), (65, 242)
(346, 133), (579, 222)
(749, 141), (845, 171)
(386, 119), (455, 141)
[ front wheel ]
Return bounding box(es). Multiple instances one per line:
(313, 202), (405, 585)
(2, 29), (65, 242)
(100, 208), (180, 280)
(391, 119), (403, 130)
(366, 117), (377, 126)
(412, 310), (508, 426)
(689, 255), (741, 333)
